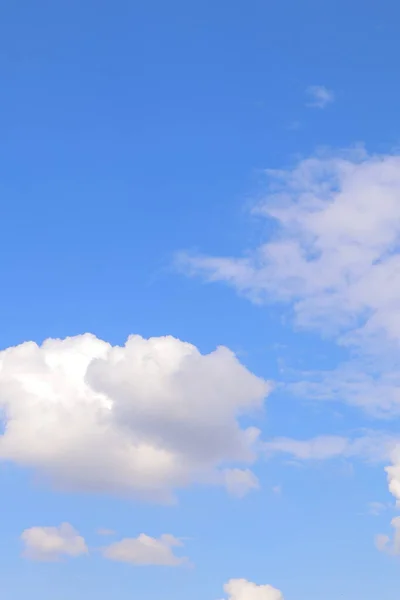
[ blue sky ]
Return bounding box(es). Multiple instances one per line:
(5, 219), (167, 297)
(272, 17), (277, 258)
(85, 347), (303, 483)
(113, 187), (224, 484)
(2, 1), (400, 599)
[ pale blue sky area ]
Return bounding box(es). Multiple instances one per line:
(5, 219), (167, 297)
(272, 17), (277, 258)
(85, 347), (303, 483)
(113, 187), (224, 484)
(1, 1), (400, 599)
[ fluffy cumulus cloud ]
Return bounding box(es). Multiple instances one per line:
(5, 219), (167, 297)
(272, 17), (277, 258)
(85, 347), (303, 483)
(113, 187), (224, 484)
(21, 523), (87, 561)
(0, 334), (270, 501)
(220, 579), (283, 600)
(103, 533), (188, 566)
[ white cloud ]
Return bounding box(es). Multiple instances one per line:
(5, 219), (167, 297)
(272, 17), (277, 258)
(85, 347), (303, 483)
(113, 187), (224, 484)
(264, 433), (396, 463)
(375, 516), (400, 555)
(21, 523), (87, 561)
(287, 367), (400, 417)
(103, 533), (188, 566)
(306, 85), (334, 108)
(220, 579), (283, 600)
(223, 468), (260, 498)
(0, 334), (270, 501)
(264, 435), (349, 460)
(178, 149), (400, 526)
(180, 149), (400, 339)
(385, 446), (400, 506)
(179, 149), (400, 414)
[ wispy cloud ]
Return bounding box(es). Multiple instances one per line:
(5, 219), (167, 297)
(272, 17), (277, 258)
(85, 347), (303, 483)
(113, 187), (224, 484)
(368, 501), (391, 516)
(306, 85), (334, 108)
(286, 120), (302, 131)
(263, 432), (397, 463)
(179, 148), (400, 362)
(177, 147), (400, 528)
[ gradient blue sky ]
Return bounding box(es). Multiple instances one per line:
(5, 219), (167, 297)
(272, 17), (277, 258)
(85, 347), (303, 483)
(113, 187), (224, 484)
(1, 1), (400, 599)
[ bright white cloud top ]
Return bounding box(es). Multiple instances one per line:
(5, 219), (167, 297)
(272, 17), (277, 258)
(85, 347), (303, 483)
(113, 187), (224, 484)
(21, 523), (87, 561)
(220, 579), (284, 600)
(0, 333), (270, 501)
